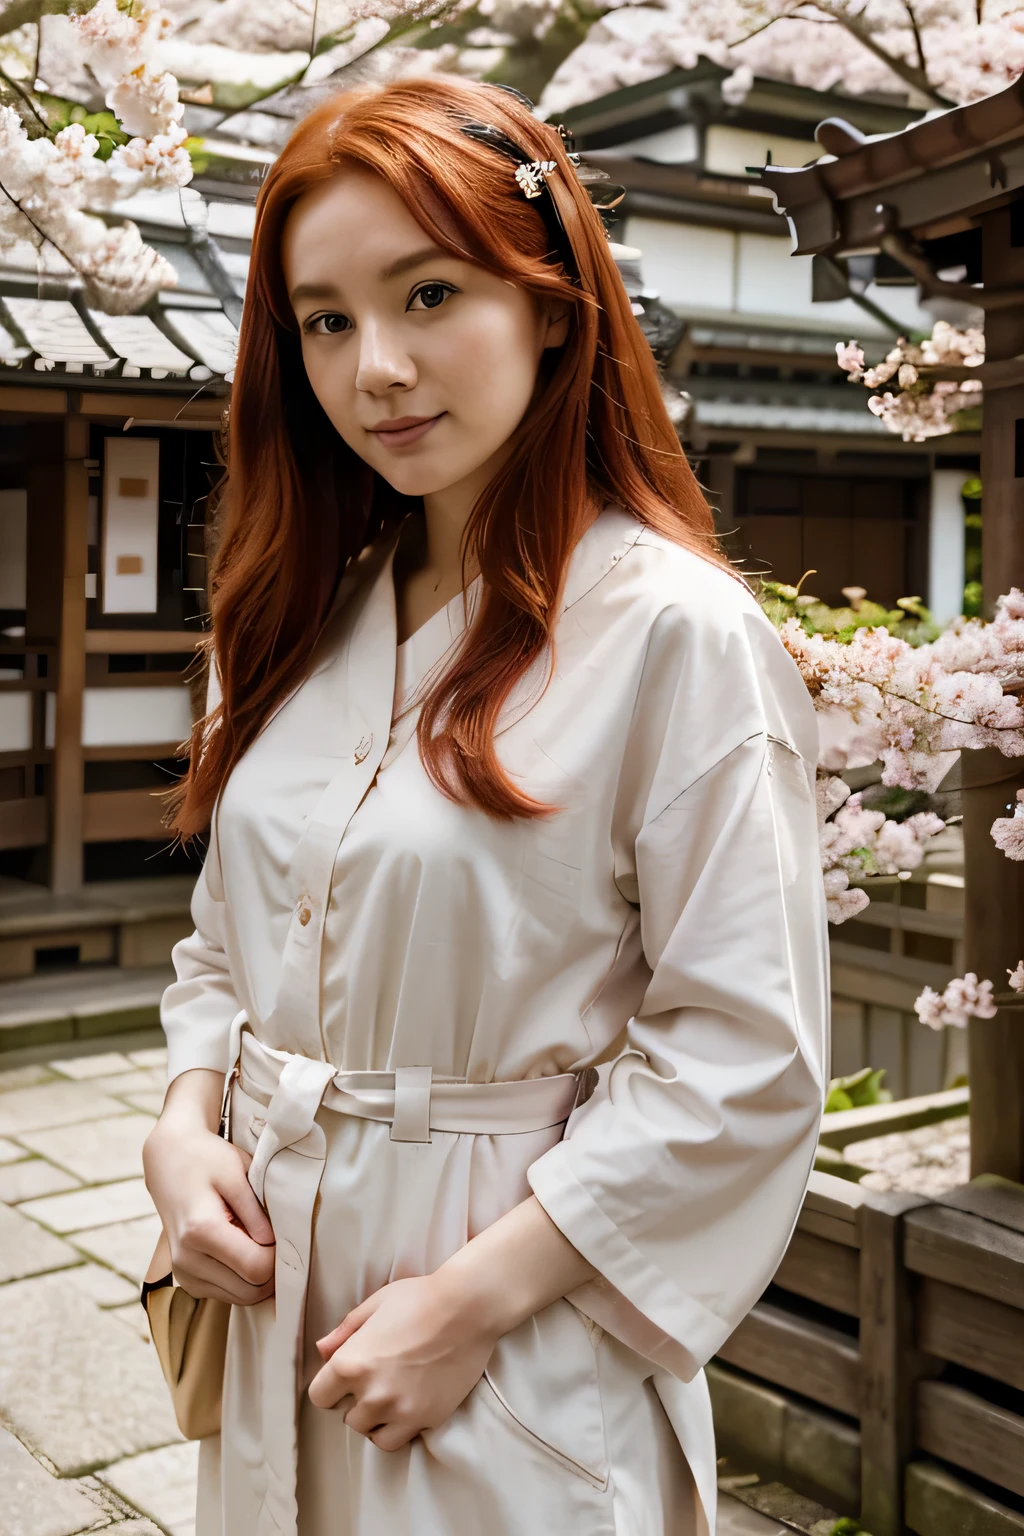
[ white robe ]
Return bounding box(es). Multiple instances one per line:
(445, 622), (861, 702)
(162, 504), (830, 1536)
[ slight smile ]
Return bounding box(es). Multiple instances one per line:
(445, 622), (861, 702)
(368, 413), (445, 448)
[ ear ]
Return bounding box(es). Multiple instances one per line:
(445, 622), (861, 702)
(541, 299), (571, 351)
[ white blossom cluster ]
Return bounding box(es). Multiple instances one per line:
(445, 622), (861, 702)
(991, 788), (1024, 861)
(837, 323), (985, 443)
(782, 589), (1024, 797)
(915, 958), (1024, 1028)
(915, 971), (997, 1029)
(0, 0), (192, 313)
(817, 773), (945, 923)
(538, 0), (1024, 118)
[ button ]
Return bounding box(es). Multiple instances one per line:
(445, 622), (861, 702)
(297, 905), (311, 926)
(353, 733), (373, 764)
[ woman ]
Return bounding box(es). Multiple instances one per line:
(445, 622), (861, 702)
(144, 77), (829, 1536)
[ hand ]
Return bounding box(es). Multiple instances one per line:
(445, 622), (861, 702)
(307, 1272), (499, 1451)
(143, 1068), (276, 1307)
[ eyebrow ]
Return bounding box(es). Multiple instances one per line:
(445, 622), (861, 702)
(289, 246), (449, 306)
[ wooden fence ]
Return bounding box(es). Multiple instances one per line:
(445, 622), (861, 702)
(710, 1171), (1024, 1535)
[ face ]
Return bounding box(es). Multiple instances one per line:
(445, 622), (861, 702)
(282, 170), (567, 503)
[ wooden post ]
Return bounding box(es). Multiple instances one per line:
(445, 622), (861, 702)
(964, 207), (1024, 1180)
(50, 416), (90, 895)
(858, 1192), (934, 1536)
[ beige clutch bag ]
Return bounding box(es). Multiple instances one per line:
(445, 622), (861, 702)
(140, 1043), (243, 1441)
(141, 1231), (230, 1440)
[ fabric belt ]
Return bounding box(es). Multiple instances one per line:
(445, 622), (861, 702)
(222, 1012), (592, 1536)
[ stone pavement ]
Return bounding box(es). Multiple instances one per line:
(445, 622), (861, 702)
(0, 1045), (792, 1536)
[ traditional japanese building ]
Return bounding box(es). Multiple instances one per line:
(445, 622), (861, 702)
(0, 142), (269, 1037)
(560, 63), (983, 620)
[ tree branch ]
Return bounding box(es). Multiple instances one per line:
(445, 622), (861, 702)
(901, 0), (927, 78)
(807, 0), (954, 107)
(0, 1), (99, 43)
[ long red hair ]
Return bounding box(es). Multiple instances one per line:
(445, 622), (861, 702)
(171, 77), (728, 837)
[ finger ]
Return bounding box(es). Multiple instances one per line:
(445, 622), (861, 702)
(370, 1422), (416, 1452)
(169, 1270), (272, 1308)
(342, 1398), (389, 1437)
(316, 1291), (383, 1357)
(214, 1154), (275, 1245)
(201, 1218), (276, 1287)
(174, 1246), (275, 1306)
(308, 1358), (359, 1410)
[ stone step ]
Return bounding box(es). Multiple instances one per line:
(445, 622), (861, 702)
(0, 966), (173, 1053)
(0, 875), (195, 982)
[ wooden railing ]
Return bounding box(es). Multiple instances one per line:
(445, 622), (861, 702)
(711, 1169), (1024, 1535)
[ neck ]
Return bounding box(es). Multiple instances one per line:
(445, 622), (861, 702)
(420, 439), (512, 584)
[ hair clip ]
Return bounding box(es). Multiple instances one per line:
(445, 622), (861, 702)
(514, 160), (557, 199)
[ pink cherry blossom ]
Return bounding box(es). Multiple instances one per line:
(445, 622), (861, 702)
(1008, 962), (1024, 994)
(915, 973), (998, 1030)
(991, 789), (1024, 860)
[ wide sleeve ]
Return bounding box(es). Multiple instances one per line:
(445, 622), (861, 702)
(160, 653), (243, 1085)
(527, 598), (830, 1383)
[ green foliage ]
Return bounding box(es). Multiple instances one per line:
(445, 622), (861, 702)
(829, 1521), (874, 1535)
(758, 580), (939, 646)
(963, 579), (983, 618)
(183, 135), (209, 176)
(824, 1066), (892, 1114)
(31, 94), (129, 158)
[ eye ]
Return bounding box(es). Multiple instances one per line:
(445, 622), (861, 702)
(305, 312), (350, 336)
(408, 282), (456, 312)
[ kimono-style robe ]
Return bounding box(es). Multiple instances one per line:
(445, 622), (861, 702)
(161, 503), (830, 1536)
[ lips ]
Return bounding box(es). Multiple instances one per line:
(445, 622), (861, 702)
(368, 413), (445, 448)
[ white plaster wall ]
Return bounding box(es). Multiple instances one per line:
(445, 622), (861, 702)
(0, 691), (31, 751)
(928, 468), (967, 625)
(45, 686), (193, 749)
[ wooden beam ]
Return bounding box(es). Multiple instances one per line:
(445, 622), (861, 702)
(0, 797), (47, 849)
(716, 1301), (861, 1419)
(964, 746), (1024, 1180)
(858, 1193), (934, 1536)
(904, 1204), (1024, 1311)
(965, 208), (1024, 1182)
(818, 1089), (970, 1150)
(0, 385), (67, 415)
(773, 1228), (861, 1317)
(917, 1381), (1024, 1500)
(48, 418), (90, 894)
(917, 1277), (1024, 1391)
(75, 391), (226, 425)
(85, 630), (204, 653)
(82, 787), (167, 842)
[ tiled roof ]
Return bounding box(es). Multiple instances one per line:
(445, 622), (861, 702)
(0, 185), (247, 391)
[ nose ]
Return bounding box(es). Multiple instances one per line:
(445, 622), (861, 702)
(354, 317), (417, 396)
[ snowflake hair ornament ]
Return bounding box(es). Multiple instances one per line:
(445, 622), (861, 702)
(514, 160), (557, 199)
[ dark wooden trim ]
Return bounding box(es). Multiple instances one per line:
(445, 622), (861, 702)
(859, 1195), (933, 1536)
(0, 385), (67, 414)
(83, 742), (186, 763)
(717, 1301), (861, 1418)
(0, 796), (46, 849)
(84, 630), (204, 653)
(917, 1277), (1024, 1391)
(49, 418), (90, 893)
(905, 1206), (1024, 1312)
(917, 1381), (1024, 1500)
(82, 786), (166, 843)
(76, 391), (225, 425)
(774, 1228), (861, 1317)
